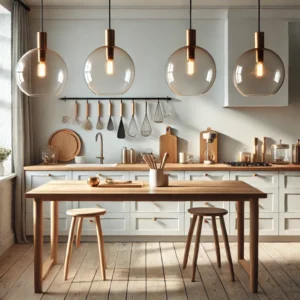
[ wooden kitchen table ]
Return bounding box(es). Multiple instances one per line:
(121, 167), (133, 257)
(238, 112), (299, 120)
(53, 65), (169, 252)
(25, 180), (267, 293)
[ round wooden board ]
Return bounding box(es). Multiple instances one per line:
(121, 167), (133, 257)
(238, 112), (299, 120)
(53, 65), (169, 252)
(48, 129), (81, 162)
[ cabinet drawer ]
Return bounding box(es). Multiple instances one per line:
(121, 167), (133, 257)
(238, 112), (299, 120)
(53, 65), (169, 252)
(279, 189), (300, 212)
(77, 201), (129, 213)
(229, 213), (278, 236)
(184, 213), (229, 236)
(73, 171), (130, 181)
(130, 171), (184, 181)
(80, 213), (130, 236)
(279, 213), (300, 235)
(185, 200), (230, 211)
(131, 201), (184, 213)
(230, 171), (278, 188)
(131, 213), (184, 235)
(279, 172), (300, 188)
(185, 171), (229, 181)
(26, 213), (70, 235)
(230, 188), (279, 213)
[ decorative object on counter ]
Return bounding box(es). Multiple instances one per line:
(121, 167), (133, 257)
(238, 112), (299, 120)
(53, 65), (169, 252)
(121, 147), (130, 164)
(87, 176), (101, 187)
(40, 145), (58, 164)
(128, 100), (138, 137)
(96, 101), (103, 130)
(73, 101), (81, 125)
(143, 153), (157, 169)
(141, 101), (152, 137)
(203, 130), (217, 165)
(83, 100), (92, 131)
(200, 127), (218, 163)
(160, 126), (178, 163)
(238, 149), (251, 163)
(261, 137), (267, 163)
(251, 137), (258, 163)
(154, 99), (164, 123)
(129, 148), (136, 164)
(233, 0), (285, 96)
(0, 147), (11, 176)
(165, 0), (216, 96)
(179, 152), (187, 164)
(99, 180), (143, 188)
(149, 169), (168, 187)
(117, 100), (125, 139)
(16, 0), (68, 97)
(225, 162), (271, 167)
(75, 156), (85, 164)
(105, 178), (132, 184)
(83, 0), (135, 95)
(48, 129), (81, 162)
(96, 132), (104, 164)
(107, 100), (114, 131)
(271, 140), (290, 164)
(292, 139), (300, 164)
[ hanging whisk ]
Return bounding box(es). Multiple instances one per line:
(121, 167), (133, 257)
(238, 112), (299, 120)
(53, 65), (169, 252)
(154, 98), (164, 123)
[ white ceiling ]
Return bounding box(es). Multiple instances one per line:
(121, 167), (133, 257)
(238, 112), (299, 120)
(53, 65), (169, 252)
(24, 0), (300, 8)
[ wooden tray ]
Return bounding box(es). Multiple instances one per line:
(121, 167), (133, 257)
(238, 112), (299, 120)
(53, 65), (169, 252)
(48, 129), (81, 162)
(97, 181), (144, 188)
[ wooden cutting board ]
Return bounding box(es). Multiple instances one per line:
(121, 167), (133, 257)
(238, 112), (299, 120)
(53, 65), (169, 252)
(97, 181), (144, 188)
(48, 129), (81, 162)
(159, 126), (178, 163)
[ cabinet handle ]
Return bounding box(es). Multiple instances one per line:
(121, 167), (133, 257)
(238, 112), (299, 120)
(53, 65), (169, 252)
(152, 217), (157, 221)
(96, 204), (102, 209)
(47, 174), (52, 177)
(204, 219), (211, 227)
(204, 173), (208, 177)
(253, 173), (257, 177)
(89, 219), (94, 223)
(204, 201), (214, 207)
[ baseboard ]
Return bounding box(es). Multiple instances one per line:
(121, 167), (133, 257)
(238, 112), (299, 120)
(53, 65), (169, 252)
(26, 235), (300, 243)
(0, 231), (15, 255)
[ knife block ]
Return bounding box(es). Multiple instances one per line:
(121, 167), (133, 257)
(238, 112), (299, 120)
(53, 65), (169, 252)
(200, 127), (218, 163)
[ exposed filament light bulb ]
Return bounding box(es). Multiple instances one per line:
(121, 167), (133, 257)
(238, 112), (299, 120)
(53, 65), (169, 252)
(106, 59), (114, 75)
(37, 61), (46, 78)
(255, 61), (264, 78)
(187, 58), (195, 75)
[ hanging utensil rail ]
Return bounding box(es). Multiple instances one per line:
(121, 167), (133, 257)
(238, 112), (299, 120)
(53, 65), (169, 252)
(59, 97), (172, 101)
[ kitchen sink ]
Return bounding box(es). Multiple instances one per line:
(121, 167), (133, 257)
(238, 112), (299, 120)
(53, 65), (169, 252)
(66, 164), (118, 167)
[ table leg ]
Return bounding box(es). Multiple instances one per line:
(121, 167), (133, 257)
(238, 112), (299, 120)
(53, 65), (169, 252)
(250, 198), (259, 293)
(50, 201), (58, 263)
(237, 200), (244, 260)
(34, 198), (43, 293)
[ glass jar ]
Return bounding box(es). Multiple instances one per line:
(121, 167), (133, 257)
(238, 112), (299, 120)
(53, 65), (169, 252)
(40, 145), (58, 164)
(271, 140), (290, 164)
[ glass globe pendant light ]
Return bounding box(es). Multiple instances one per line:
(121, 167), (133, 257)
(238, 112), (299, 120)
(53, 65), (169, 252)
(84, 0), (135, 95)
(165, 0), (216, 96)
(16, 0), (68, 97)
(233, 0), (285, 96)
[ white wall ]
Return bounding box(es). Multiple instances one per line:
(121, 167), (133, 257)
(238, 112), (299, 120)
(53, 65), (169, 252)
(29, 8), (300, 164)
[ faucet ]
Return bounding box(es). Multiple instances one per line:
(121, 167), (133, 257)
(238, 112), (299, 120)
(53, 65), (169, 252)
(95, 132), (104, 164)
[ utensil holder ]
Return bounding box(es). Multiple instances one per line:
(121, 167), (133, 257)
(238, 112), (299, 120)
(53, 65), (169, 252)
(149, 169), (168, 187)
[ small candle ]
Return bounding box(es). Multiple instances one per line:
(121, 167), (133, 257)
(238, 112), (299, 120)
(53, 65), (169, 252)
(179, 152), (186, 164)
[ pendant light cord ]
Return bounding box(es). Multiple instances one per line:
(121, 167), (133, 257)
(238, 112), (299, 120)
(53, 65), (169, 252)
(258, 0), (260, 32)
(189, 0), (192, 29)
(40, 0), (44, 32)
(109, 0), (111, 29)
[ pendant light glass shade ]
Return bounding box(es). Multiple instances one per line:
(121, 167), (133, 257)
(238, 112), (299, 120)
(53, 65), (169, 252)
(233, 0), (285, 97)
(16, 48), (68, 97)
(84, 46), (135, 95)
(166, 45), (216, 96)
(233, 48), (285, 96)
(15, 1), (68, 97)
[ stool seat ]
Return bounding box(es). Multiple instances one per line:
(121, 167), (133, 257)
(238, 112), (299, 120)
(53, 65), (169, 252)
(188, 207), (228, 216)
(66, 208), (106, 217)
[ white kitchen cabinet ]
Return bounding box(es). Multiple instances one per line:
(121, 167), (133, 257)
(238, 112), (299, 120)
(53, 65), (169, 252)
(279, 213), (300, 235)
(225, 11), (288, 107)
(185, 171), (230, 181)
(279, 171), (300, 188)
(131, 212), (184, 236)
(279, 189), (300, 213)
(229, 212), (279, 236)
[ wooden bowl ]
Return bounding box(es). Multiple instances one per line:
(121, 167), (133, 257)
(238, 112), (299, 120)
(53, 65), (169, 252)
(87, 177), (100, 187)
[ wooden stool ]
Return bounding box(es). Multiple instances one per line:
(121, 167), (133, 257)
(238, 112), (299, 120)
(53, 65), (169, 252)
(64, 208), (106, 281)
(183, 207), (234, 282)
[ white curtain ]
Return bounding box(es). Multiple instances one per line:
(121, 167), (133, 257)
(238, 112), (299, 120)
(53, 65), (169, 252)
(12, 1), (33, 243)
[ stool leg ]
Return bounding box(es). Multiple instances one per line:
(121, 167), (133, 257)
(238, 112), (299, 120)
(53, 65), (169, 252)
(183, 215), (197, 269)
(192, 216), (203, 282)
(76, 217), (83, 248)
(212, 216), (221, 268)
(64, 216), (77, 280)
(95, 216), (106, 280)
(219, 216), (235, 281)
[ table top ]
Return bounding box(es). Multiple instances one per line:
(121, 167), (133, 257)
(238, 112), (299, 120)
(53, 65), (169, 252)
(25, 180), (267, 201)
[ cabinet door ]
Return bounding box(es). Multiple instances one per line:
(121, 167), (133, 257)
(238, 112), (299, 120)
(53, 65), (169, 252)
(279, 189), (300, 213)
(279, 213), (300, 235)
(72, 171), (130, 213)
(229, 213), (279, 236)
(279, 172), (300, 189)
(130, 171), (184, 213)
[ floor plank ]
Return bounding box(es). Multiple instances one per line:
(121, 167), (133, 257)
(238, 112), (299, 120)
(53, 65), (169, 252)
(129, 243), (146, 281)
(146, 281), (167, 300)
(127, 281), (146, 300)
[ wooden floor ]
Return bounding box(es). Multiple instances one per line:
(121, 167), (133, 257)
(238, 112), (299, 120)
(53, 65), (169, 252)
(1, 242), (300, 300)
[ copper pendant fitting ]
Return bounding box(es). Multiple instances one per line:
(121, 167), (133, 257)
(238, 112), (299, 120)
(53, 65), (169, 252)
(105, 29), (115, 60)
(186, 29), (196, 61)
(37, 32), (47, 62)
(255, 32), (264, 62)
